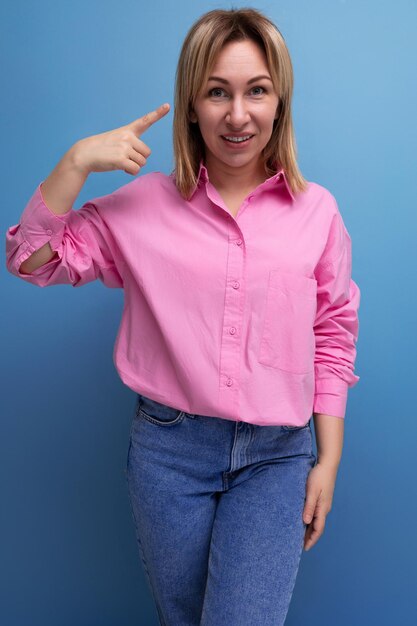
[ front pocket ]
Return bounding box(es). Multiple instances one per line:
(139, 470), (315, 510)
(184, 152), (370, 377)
(136, 393), (187, 426)
(258, 270), (317, 374)
(139, 408), (186, 426)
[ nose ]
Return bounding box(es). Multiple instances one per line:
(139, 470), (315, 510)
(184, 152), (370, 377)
(225, 96), (251, 129)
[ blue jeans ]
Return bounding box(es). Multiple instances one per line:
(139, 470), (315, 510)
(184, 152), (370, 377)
(126, 393), (316, 626)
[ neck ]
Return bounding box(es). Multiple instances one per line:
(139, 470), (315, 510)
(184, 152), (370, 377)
(204, 156), (267, 194)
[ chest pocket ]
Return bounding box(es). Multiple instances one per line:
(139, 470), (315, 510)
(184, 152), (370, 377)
(258, 270), (317, 374)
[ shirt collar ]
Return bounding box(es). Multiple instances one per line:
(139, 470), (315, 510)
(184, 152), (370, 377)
(190, 159), (295, 202)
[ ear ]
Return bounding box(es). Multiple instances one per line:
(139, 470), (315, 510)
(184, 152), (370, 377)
(189, 110), (198, 123)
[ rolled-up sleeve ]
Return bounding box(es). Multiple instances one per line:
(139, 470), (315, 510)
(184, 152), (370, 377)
(313, 199), (361, 419)
(5, 181), (124, 288)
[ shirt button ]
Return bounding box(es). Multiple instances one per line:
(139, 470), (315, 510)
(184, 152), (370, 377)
(229, 327), (236, 335)
(232, 281), (240, 289)
(46, 229), (52, 235)
(236, 239), (242, 246)
(226, 378), (233, 386)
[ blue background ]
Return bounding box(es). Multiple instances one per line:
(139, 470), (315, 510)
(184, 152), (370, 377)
(2, 1), (416, 624)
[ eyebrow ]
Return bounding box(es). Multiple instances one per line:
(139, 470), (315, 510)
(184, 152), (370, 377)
(207, 74), (273, 85)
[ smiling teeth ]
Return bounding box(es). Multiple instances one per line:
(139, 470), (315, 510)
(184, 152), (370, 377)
(223, 135), (252, 142)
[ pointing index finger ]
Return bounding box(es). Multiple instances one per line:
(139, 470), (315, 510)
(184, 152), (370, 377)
(134, 103), (170, 135)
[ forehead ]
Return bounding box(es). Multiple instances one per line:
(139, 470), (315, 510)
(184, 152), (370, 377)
(210, 39), (269, 74)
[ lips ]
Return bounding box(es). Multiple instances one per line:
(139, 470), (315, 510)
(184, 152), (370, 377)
(221, 134), (254, 143)
(221, 134), (254, 147)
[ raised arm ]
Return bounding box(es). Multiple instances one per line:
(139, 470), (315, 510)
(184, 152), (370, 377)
(6, 103), (170, 286)
(19, 147), (88, 273)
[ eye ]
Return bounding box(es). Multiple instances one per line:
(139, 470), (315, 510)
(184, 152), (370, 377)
(250, 86), (266, 96)
(208, 87), (226, 98)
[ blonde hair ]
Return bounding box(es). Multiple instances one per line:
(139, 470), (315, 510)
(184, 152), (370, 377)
(172, 7), (308, 199)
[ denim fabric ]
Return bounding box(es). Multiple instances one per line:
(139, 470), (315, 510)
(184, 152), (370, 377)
(126, 392), (316, 626)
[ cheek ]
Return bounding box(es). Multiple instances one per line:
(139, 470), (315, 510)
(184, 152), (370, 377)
(260, 117), (277, 139)
(198, 116), (218, 140)
(263, 108), (278, 126)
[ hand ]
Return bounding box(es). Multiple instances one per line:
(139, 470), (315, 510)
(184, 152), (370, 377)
(302, 461), (338, 551)
(71, 103), (170, 176)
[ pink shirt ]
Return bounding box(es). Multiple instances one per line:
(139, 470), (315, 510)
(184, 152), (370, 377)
(5, 161), (360, 426)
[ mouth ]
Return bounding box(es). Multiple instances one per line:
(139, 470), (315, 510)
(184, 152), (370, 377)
(221, 134), (254, 147)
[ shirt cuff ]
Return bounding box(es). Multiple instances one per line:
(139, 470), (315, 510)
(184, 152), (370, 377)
(313, 377), (350, 419)
(17, 181), (73, 264)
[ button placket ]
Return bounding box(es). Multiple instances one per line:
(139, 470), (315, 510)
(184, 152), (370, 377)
(218, 220), (246, 415)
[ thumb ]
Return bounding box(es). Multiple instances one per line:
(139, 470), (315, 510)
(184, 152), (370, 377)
(303, 498), (316, 524)
(129, 103), (170, 136)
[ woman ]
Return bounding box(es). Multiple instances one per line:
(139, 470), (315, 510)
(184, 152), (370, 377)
(6, 7), (360, 626)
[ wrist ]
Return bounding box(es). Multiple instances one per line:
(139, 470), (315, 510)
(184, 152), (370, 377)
(317, 456), (340, 471)
(66, 141), (90, 177)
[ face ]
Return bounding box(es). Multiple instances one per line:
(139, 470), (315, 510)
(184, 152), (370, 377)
(190, 38), (279, 181)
